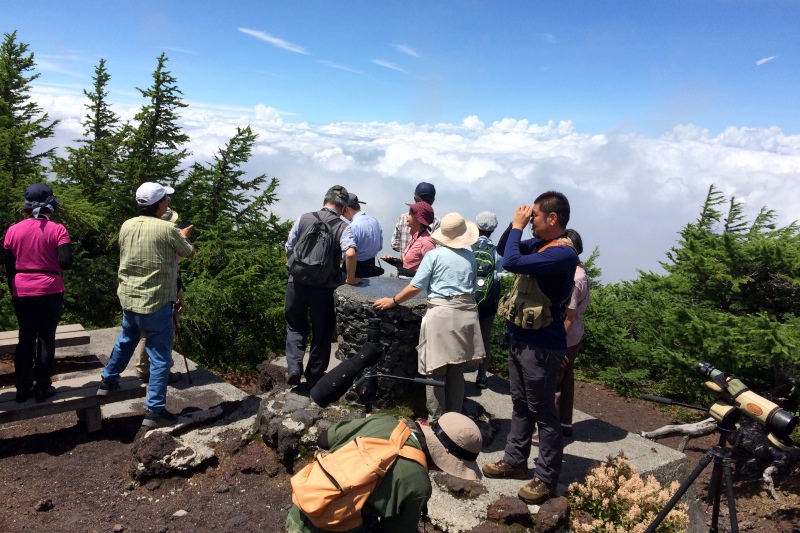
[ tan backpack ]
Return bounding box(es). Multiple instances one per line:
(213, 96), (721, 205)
(290, 419), (428, 532)
(497, 238), (574, 330)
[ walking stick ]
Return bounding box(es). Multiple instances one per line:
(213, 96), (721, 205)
(173, 314), (193, 384)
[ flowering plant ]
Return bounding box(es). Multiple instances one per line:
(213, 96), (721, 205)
(568, 454), (689, 533)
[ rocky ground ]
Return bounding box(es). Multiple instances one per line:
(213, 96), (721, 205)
(0, 357), (797, 532)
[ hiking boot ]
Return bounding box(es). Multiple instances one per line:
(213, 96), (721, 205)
(518, 477), (557, 505)
(96, 377), (120, 396)
(287, 372), (301, 386)
(35, 386), (56, 403)
(482, 459), (528, 480)
(476, 376), (488, 389)
(142, 409), (179, 428)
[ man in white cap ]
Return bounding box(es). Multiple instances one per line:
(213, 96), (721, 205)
(286, 412), (482, 532)
(96, 182), (195, 429)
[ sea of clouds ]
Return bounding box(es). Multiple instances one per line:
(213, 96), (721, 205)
(32, 87), (800, 283)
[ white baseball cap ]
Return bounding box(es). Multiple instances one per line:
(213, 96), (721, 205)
(136, 182), (175, 206)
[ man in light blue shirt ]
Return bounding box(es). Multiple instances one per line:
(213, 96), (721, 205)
(343, 193), (384, 278)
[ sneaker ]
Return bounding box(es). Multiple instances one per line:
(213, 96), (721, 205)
(35, 386), (56, 403)
(142, 409), (179, 428)
(482, 459), (528, 480)
(476, 376), (488, 389)
(96, 377), (120, 396)
(286, 372), (301, 386)
(518, 477), (557, 505)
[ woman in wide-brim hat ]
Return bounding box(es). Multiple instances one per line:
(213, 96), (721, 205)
(3, 183), (73, 403)
(375, 213), (485, 421)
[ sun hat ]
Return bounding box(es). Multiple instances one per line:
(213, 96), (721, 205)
(475, 211), (498, 232)
(431, 212), (479, 249)
(406, 201), (435, 228)
(136, 182), (174, 206)
(347, 193), (366, 208)
(419, 412), (483, 480)
(414, 182), (436, 203)
(23, 183), (60, 215)
(162, 208), (179, 224)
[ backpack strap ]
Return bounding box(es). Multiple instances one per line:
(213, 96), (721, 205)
(389, 420), (428, 470)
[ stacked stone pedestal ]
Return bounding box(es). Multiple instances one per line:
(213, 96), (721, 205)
(334, 278), (427, 407)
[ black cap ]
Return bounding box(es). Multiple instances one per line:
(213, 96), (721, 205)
(347, 193), (366, 208)
(414, 182), (436, 202)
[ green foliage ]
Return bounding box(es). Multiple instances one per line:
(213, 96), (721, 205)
(171, 128), (291, 371)
(1, 38), (292, 373)
(580, 185), (800, 402)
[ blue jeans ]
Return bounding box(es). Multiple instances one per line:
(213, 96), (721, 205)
(102, 303), (174, 412)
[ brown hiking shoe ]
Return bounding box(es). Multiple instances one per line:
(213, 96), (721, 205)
(518, 477), (557, 505)
(482, 459), (528, 480)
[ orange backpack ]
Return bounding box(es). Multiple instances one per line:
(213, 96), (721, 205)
(291, 419), (428, 532)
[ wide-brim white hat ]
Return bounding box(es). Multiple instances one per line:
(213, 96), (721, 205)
(431, 212), (479, 249)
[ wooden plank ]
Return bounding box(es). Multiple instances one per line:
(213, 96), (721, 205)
(0, 370), (146, 425)
(0, 323), (85, 342)
(0, 324), (89, 353)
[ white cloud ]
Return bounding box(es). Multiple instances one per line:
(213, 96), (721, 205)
(317, 60), (363, 74)
(237, 28), (308, 55)
(33, 90), (800, 284)
(542, 33), (557, 44)
(755, 55), (776, 65)
(394, 44), (420, 58)
(371, 59), (407, 74)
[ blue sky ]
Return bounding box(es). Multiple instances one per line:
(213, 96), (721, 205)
(4, 1), (800, 282)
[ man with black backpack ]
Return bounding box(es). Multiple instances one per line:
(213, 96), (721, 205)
(284, 185), (361, 389)
(471, 211), (503, 390)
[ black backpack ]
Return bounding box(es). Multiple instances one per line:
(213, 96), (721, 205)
(472, 242), (500, 312)
(288, 212), (342, 286)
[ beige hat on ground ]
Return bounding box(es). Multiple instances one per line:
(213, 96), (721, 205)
(419, 412), (483, 480)
(431, 212), (479, 249)
(162, 208), (179, 224)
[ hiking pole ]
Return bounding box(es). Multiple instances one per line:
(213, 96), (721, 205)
(173, 314), (193, 384)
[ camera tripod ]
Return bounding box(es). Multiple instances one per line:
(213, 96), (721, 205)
(642, 396), (741, 533)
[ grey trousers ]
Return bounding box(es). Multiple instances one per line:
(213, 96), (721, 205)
(504, 336), (565, 485)
(284, 282), (336, 385)
(426, 362), (466, 421)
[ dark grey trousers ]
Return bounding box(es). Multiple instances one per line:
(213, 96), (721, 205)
(284, 282), (336, 385)
(503, 336), (565, 485)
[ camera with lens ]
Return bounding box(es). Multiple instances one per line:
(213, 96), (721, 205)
(697, 361), (798, 450)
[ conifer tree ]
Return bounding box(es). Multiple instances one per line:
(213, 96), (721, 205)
(119, 53), (189, 208)
(52, 58), (122, 203)
(0, 31), (58, 228)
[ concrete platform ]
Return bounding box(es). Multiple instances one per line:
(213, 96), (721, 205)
(272, 352), (698, 532)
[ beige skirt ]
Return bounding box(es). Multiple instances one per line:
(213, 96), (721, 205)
(417, 294), (486, 374)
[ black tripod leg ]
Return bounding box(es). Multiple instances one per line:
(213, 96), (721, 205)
(709, 453), (725, 533)
(723, 459), (739, 533)
(644, 450), (715, 533)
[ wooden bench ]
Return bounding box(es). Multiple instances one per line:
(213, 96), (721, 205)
(0, 323), (91, 355)
(0, 370), (146, 432)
